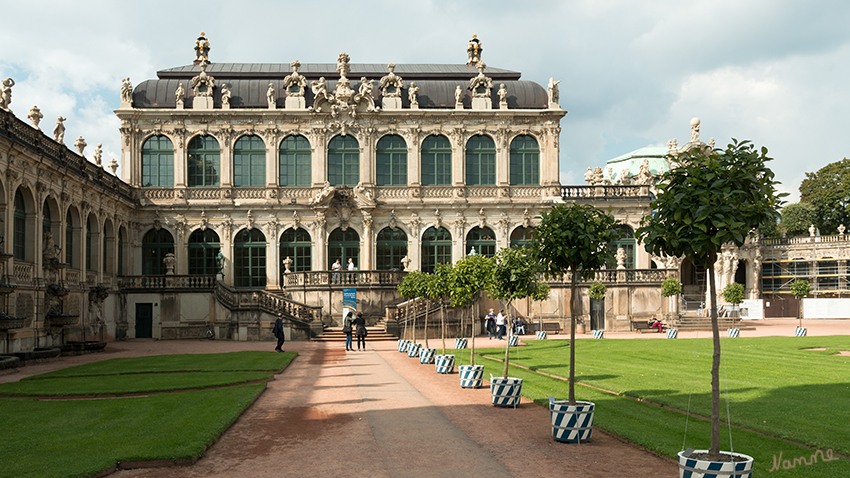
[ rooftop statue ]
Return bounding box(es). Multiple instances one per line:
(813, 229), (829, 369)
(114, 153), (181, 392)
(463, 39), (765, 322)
(283, 60), (307, 97)
(53, 116), (66, 143)
(27, 105), (43, 129)
(120, 77), (132, 103)
(379, 63), (404, 97)
(0, 78), (15, 111)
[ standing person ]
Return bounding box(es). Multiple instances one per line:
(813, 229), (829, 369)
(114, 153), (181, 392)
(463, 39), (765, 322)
(347, 257), (356, 284)
(273, 313), (285, 352)
(343, 311), (354, 351)
(495, 309), (506, 340)
(353, 312), (367, 351)
(485, 308), (496, 339)
(332, 259), (342, 284)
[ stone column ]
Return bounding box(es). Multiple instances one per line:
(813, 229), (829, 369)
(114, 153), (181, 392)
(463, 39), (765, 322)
(174, 139), (186, 188)
(175, 231), (187, 276)
(312, 132), (327, 187)
(452, 133), (465, 187)
(408, 139), (420, 186)
(313, 220), (327, 271)
(267, 233), (280, 288)
(265, 141), (277, 188)
(360, 132), (374, 186)
(362, 215), (373, 270)
(497, 134), (510, 186)
(220, 138), (233, 188)
(542, 126), (561, 186)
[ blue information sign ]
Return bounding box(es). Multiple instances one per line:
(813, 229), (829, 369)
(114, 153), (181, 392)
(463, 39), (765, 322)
(343, 288), (357, 308)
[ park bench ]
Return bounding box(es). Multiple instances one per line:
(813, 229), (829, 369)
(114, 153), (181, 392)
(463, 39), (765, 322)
(529, 322), (562, 334)
(631, 320), (666, 333)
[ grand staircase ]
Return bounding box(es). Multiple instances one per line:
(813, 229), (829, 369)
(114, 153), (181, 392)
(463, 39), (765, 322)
(672, 314), (750, 331)
(312, 319), (398, 343)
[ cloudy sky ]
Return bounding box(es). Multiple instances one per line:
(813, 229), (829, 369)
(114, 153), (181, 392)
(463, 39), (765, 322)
(2, 0), (848, 202)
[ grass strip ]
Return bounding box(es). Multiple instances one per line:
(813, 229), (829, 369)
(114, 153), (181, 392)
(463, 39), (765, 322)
(28, 351), (296, 379)
(0, 371), (272, 396)
(0, 384), (265, 478)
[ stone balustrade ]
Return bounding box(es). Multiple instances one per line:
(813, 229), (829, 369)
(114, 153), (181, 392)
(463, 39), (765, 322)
(118, 275), (217, 290)
(561, 185), (652, 200)
(282, 270), (406, 289)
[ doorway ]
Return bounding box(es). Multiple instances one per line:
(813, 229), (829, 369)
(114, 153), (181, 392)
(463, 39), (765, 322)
(135, 303), (153, 338)
(590, 298), (605, 330)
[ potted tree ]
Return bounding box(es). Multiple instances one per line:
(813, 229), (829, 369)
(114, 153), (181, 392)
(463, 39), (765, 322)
(449, 253), (494, 388)
(638, 139), (784, 474)
(397, 271), (424, 353)
(418, 273), (438, 364)
(489, 246), (549, 408)
(661, 277), (683, 338)
(790, 279), (811, 336)
(587, 281), (606, 335)
(432, 263), (455, 374)
(531, 203), (619, 442)
(401, 271), (427, 358)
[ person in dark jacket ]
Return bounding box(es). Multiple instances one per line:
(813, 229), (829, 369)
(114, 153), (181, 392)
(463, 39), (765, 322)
(353, 312), (367, 351)
(343, 311), (355, 351)
(273, 313), (285, 352)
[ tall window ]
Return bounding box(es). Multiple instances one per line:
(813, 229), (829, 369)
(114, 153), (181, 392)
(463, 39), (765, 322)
(509, 135), (539, 185)
(607, 225), (636, 269)
(141, 135), (174, 187)
(279, 135), (311, 187)
(280, 228), (312, 274)
(376, 227), (408, 270)
(66, 210), (76, 268)
(233, 135), (266, 187)
(466, 226), (496, 257)
(13, 190), (26, 261)
(421, 135), (452, 186)
(187, 135), (220, 187)
(42, 203), (52, 238)
(85, 216), (94, 271)
(465, 135), (496, 185)
(376, 135), (407, 186)
(510, 226), (534, 249)
(327, 135), (360, 186)
(118, 229), (124, 275)
(234, 228), (267, 288)
(421, 226), (451, 273)
(328, 228), (360, 269)
(142, 229), (174, 275)
(188, 229), (221, 275)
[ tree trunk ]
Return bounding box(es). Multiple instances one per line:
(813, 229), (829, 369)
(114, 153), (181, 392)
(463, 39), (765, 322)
(403, 301), (409, 341)
(569, 267), (577, 405)
(470, 305), (476, 366)
(424, 301), (430, 349)
(441, 301), (446, 355)
(708, 262), (721, 458)
(502, 300), (513, 379)
(411, 300), (417, 344)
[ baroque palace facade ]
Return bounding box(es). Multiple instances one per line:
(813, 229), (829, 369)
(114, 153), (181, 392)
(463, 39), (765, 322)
(1, 36), (843, 353)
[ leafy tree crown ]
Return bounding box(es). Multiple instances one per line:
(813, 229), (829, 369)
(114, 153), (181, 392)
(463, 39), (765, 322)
(448, 254), (494, 308)
(780, 202), (818, 237)
(660, 277), (683, 297)
(790, 279), (811, 298)
(588, 282), (606, 300)
(721, 282), (745, 305)
(799, 157), (850, 235)
(490, 247), (546, 303)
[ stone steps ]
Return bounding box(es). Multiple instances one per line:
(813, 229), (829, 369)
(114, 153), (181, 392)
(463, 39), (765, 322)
(312, 326), (398, 342)
(672, 315), (752, 331)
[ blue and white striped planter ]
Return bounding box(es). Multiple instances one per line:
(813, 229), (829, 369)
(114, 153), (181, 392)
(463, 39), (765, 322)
(677, 450), (753, 478)
(490, 375), (522, 408)
(536, 330), (548, 340)
(407, 343), (421, 358)
(398, 339), (411, 352)
(459, 364), (484, 388)
(435, 354), (455, 374)
(592, 329), (604, 339)
(454, 338), (468, 349)
(419, 347), (436, 364)
(508, 335), (519, 347)
(796, 327), (808, 337)
(549, 398), (595, 443)
(728, 328), (740, 338)
(667, 329), (679, 339)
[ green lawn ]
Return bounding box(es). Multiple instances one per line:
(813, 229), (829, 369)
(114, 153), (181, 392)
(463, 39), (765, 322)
(0, 351), (295, 478)
(457, 335), (850, 478)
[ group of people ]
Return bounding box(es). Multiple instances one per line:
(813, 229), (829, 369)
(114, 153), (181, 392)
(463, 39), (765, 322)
(483, 309), (527, 340)
(343, 311), (368, 351)
(331, 258), (358, 284)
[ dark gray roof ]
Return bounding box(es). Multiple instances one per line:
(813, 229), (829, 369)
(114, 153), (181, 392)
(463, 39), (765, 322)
(133, 79), (548, 109)
(157, 63), (522, 81)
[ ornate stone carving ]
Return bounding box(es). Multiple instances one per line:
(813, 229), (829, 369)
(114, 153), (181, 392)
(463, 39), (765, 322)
(498, 212), (510, 236)
(616, 247), (626, 269)
(191, 62), (215, 97)
(284, 60), (307, 97)
(354, 182), (377, 207)
(455, 85), (464, 109)
(433, 209), (443, 230)
(388, 209), (398, 230)
(408, 212), (422, 236)
(221, 215), (234, 238)
(27, 106), (42, 129)
(93, 144), (103, 167)
(74, 136), (87, 155)
(454, 211), (466, 236)
(119, 77), (132, 104)
(246, 209), (255, 230)
(469, 62), (493, 99)
(353, 77), (377, 112)
(618, 168), (631, 185)
(337, 205), (353, 230)
(477, 208), (487, 229)
(199, 210), (209, 230)
(522, 209), (532, 229)
(220, 83), (231, 108)
(314, 211), (327, 233)
(690, 117), (700, 143)
(380, 63), (404, 98)
(292, 211), (302, 230)
(311, 182), (336, 206)
(362, 210), (373, 229)
(267, 83), (276, 109)
(265, 212), (280, 237)
(408, 82), (419, 109)
(401, 255), (412, 272)
(498, 83), (508, 109)
(163, 252), (176, 275)
(53, 116), (66, 143)
(108, 158), (119, 175)
(310, 77), (331, 112)
(547, 77), (560, 108)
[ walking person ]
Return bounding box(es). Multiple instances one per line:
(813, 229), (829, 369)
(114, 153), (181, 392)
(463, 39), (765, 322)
(273, 313), (285, 352)
(485, 308), (496, 339)
(343, 311), (354, 351)
(495, 309), (506, 340)
(353, 312), (367, 351)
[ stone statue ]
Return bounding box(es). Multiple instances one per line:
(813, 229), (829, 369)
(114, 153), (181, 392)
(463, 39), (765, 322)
(43, 232), (61, 261)
(216, 251), (225, 275)
(498, 83), (508, 107)
(809, 224), (817, 237)
(163, 252), (176, 275)
(53, 116), (66, 143)
(634, 159), (653, 185)
(709, 137), (716, 150)
(282, 256), (293, 274)
(839, 224), (846, 235)
(584, 166), (593, 185)
(221, 83), (231, 106)
(267, 83), (276, 108)
(108, 158), (119, 175)
(454, 85), (463, 105)
(311, 77), (329, 101)
(93, 143), (103, 166)
(353, 182), (377, 206)
(616, 247), (627, 269)
(468, 61), (493, 98)
(120, 77), (132, 103)
(0, 78), (15, 111)
(283, 60), (307, 97)
(591, 166), (604, 185)
(175, 82), (185, 105)
(358, 77), (373, 97)
(379, 63), (403, 97)
(191, 62), (215, 97)
(547, 77), (560, 106)
(27, 106), (43, 129)
(690, 117), (700, 142)
(311, 181), (335, 205)
(74, 136), (87, 155)
(408, 82), (419, 107)
(401, 255), (412, 272)
(619, 168), (631, 185)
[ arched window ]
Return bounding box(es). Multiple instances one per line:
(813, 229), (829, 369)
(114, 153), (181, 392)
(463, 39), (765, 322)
(509, 135), (539, 185)
(141, 135), (174, 187)
(465, 135), (496, 185)
(86, 216), (95, 271)
(327, 135), (360, 186)
(279, 135), (311, 187)
(233, 135), (266, 187)
(234, 228), (267, 288)
(466, 226), (496, 257)
(188, 229), (221, 275)
(42, 202), (52, 238)
(13, 190), (26, 261)
(421, 135), (452, 186)
(376, 227), (408, 270)
(510, 226), (535, 249)
(280, 228), (312, 275)
(328, 228), (360, 269)
(142, 229), (174, 275)
(117, 229), (125, 275)
(376, 135), (407, 186)
(66, 210), (77, 268)
(607, 225), (636, 269)
(421, 226), (452, 273)
(187, 135), (220, 187)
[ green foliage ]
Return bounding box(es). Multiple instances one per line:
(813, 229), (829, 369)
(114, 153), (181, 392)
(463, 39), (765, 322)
(0, 372), (272, 396)
(780, 202), (819, 237)
(799, 157), (850, 235)
(532, 203), (620, 281)
(660, 277), (683, 297)
(448, 254), (494, 308)
(397, 270), (427, 299)
(588, 282), (606, 300)
(791, 279), (812, 298)
(489, 247), (545, 304)
(721, 282), (745, 305)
